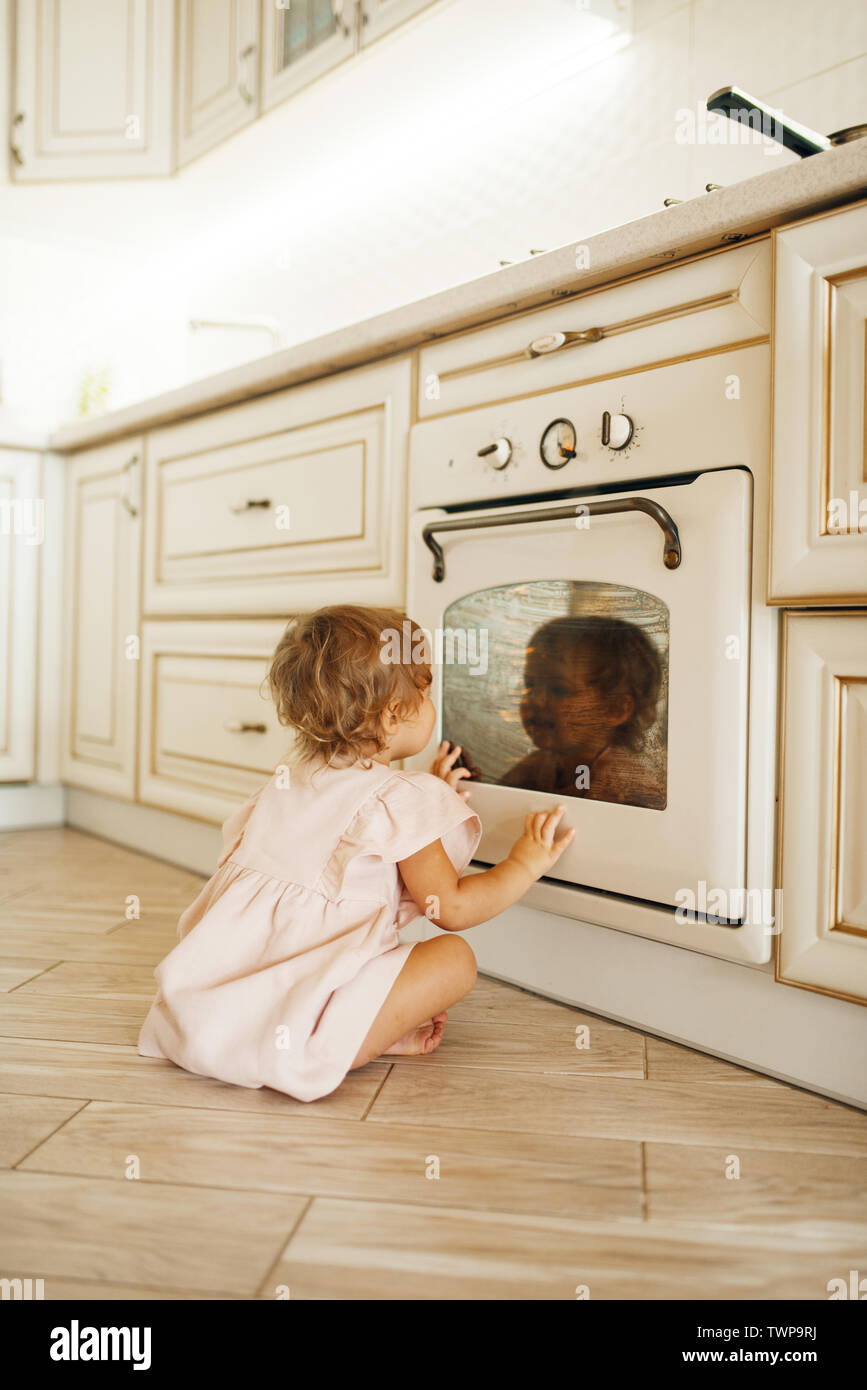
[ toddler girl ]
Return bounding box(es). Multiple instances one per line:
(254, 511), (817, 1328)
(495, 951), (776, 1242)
(137, 604), (574, 1102)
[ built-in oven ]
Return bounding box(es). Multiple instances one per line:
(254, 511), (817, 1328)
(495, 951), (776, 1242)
(405, 344), (778, 966)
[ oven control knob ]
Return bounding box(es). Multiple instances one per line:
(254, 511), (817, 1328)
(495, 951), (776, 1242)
(601, 411), (634, 450)
(477, 437), (512, 470)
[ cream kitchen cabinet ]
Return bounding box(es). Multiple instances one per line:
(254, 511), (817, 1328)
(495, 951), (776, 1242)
(143, 356), (411, 615)
(359, 0), (438, 45)
(259, 0), (355, 114)
(60, 438), (142, 799)
(0, 449), (41, 782)
(176, 0), (259, 168)
(138, 619), (289, 823)
(11, 0), (175, 181)
(770, 200), (867, 604)
(259, 0), (436, 115)
(776, 611), (867, 1005)
(416, 240), (771, 419)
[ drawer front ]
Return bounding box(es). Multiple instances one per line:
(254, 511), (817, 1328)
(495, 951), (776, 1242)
(776, 611), (867, 1005)
(770, 200), (867, 604)
(139, 620), (290, 824)
(417, 241), (770, 418)
(144, 357), (411, 614)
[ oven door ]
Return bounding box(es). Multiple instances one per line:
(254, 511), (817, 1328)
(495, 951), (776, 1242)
(406, 468), (751, 917)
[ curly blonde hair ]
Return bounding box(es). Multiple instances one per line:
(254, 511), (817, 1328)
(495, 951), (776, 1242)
(267, 604), (431, 768)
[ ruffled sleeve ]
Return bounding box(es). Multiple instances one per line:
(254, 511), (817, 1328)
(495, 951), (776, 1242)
(370, 770), (482, 873)
(216, 783), (266, 868)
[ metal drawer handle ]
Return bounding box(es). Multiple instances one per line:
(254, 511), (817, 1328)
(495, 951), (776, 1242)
(229, 498), (272, 513)
(528, 328), (603, 356)
(422, 496), (682, 583)
(238, 42), (256, 103)
(223, 720), (267, 734)
(10, 111), (24, 166)
(120, 453), (140, 517)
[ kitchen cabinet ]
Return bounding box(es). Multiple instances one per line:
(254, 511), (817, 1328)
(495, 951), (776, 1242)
(359, 0), (437, 45)
(143, 356), (412, 615)
(259, 0), (437, 114)
(416, 241), (771, 418)
(769, 200), (867, 604)
(177, 0), (259, 167)
(60, 438), (142, 799)
(11, 0), (174, 181)
(138, 619), (288, 823)
(0, 450), (41, 782)
(776, 611), (867, 1005)
(259, 0), (355, 114)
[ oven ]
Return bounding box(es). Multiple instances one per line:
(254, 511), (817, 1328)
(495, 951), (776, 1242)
(405, 344), (778, 966)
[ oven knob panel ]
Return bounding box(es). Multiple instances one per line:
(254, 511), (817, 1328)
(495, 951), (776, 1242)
(477, 437), (513, 470)
(601, 411), (634, 450)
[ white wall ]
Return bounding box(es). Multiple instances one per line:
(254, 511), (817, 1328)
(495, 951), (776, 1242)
(1, 0), (865, 437)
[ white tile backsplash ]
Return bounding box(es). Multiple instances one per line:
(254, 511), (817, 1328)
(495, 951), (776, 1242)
(693, 0), (867, 105)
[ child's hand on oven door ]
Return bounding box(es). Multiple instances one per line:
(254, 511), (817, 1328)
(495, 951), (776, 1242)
(429, 740), (474, 801)
(507, 806), (576, 881)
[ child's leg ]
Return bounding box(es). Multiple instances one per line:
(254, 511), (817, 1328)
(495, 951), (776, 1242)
(349, 934), (477, 1069)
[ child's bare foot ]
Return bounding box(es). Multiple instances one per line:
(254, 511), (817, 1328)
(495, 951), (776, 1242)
(383, 1011), (447, 1056)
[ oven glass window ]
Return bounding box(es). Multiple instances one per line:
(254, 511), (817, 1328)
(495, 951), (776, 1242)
(441, 581), (669, 810)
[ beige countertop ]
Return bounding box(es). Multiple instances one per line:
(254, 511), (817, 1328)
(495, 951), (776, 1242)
(49, 140), (867, 453)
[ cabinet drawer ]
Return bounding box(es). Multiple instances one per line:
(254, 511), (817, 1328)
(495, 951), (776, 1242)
(776, 611), (867, 1005)
(143, 357), (411, 615)
(139, 620), (289, 823)
(770, 200), (867, 604)
(417, 242), (770, 418)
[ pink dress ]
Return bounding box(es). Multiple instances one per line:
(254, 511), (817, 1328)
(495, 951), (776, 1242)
(137, 758), (481, 1102)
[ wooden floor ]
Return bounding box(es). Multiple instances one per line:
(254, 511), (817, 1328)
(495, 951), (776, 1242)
(1, 826), (865, 1301)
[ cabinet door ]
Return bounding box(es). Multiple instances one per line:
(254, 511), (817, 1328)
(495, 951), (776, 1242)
(776, 612), (867, 1005)
(0, 450), (41, 783)
(61, 439), (142, 799)
(12, 0), (174, 181)
(177, 0), (259, 167)
(770, 201), (867, 603)
(143, 357), (411, 615)
(259, 0), (355, 112)
(138, 619), (288, 823)
(359, 0), (436, 45)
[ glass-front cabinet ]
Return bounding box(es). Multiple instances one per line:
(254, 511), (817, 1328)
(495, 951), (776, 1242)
(261, 0), (437, 112)
(261, 0), (355, 111)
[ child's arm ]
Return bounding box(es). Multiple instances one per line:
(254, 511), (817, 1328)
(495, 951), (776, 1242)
(398, 807), (575, 932)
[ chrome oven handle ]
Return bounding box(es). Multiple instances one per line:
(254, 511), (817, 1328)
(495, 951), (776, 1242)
(421, 496), (682, 583)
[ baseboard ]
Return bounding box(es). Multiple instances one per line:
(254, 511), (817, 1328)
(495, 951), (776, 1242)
(459, 898), (867, 1111)
(0, 782), (66, 829)
(65, 788), (221, 876)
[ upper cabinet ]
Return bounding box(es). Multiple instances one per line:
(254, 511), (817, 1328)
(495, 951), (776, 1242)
(11, 0), (175, 181)
(259, 0), (355, 114)
(769, 200), (867, 605)
(10, 0), (440, 179)
(176, 0), (259, 167)
(358, 0), (437, 45)
(258, 0), (439, 115)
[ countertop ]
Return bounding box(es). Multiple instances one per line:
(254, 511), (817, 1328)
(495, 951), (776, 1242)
(49, 140), (867, 453)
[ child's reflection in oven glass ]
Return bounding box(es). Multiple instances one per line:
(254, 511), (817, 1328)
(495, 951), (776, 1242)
(499, 615), (665, 809)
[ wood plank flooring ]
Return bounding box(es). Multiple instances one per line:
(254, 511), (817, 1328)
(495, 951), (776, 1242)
(1, 826), (865, 1301)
